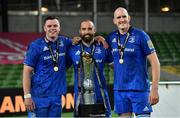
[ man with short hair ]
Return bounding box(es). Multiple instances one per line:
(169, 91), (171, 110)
(106, 7), (160, 117)
(23, 16), (72, 117)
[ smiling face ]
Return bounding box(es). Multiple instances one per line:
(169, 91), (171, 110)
(113, 7), (131, 33)
(79, 20), (96, 43)
(44, 18), (60, 41)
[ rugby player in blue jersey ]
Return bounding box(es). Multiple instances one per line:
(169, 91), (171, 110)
(106, 7), (160, 117)
(22, 16), (108, 117)
(68, 20), (112, 117)
(22, 16), (72, 117)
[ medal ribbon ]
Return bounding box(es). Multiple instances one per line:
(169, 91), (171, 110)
(46, 38), (60, 68)
(117, 32), (130, 61)
(80, 43), (96, 58)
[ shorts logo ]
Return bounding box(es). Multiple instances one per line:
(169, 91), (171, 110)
(143, 106), (149, 111)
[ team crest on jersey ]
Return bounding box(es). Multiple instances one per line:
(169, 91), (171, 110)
(128, 36), (135, 43)
(95, 48), (101, 54)
(147, 40), (154, 49)
(43, 46), (49, 51)
(112, 38), (117, 43)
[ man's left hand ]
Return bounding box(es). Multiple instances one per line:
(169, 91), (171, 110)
(149, 87), (159, 105)
(72, 36), (81, 45)
(94, 36), (109, 49)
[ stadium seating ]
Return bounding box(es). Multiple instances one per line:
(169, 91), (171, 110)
(150, 32), (180, 65)
(0, 64), (23, 88)
(0, 32), (180, 88)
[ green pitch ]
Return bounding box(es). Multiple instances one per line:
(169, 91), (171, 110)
(62, 111), (118, 117)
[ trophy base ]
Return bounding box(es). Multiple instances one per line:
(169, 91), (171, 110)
(75, 103), (106, 117)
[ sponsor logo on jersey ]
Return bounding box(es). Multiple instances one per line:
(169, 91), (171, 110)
(44, 53), (65, 60)
(124, 48), (134, 52)
(112, 48), (118, 52)
(112, 48), (134, 52)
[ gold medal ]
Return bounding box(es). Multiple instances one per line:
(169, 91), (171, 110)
(119, 59), (124, 64)
(54, 66), (59, 72)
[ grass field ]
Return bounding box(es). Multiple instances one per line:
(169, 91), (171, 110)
(62, 111), (118, 117)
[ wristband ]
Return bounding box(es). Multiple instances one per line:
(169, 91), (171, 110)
(24, 93), (31, 99)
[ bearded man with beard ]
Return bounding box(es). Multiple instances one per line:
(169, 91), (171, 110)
(68, 20), (113, 117)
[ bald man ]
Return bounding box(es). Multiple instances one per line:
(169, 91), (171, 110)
(106, 7), (160, 117)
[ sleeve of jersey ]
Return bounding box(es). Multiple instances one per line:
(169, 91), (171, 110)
(23, 42), (40, 68)
(104, 48), (113, 63)
(140, 31), (156, 56)
(65, 37), (72, 48)
(66, 45), (73, 69)
(105, 35), (111, 47)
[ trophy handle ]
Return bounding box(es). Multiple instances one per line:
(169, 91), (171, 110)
(94, 60), (108, 112)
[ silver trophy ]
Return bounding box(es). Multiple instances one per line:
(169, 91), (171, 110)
(81, 51), (95, 104)
(75, 50), (107, 117)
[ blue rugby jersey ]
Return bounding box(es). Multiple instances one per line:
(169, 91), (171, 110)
(68, 43), (113, 116)
(24, 36), (72, 97)
(106, 27), (155, 91)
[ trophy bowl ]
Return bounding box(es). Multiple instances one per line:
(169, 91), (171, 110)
(83, 79), (94, 90)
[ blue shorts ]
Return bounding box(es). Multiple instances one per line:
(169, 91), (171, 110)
(114, 90), (152, 115)
(28, 95), (62, 117)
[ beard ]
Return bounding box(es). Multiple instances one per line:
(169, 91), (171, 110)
(81, 34), (94, 43)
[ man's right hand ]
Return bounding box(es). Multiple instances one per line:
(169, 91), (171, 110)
(72, 36), (82, 45)
(24, 98), (36, 111)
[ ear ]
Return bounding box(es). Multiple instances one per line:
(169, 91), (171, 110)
(128, 15), (131, 21)
(43, 26), (46, 32)
(94, 27), (96, 34)
(113, 18), (116, 25)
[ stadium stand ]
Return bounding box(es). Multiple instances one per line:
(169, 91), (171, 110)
(0, 32), (180, 88)
(0, 64), (23, 88)
(150, 32), (180, 65)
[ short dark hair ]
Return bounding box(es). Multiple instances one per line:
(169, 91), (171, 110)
(44, 16), (60, 24)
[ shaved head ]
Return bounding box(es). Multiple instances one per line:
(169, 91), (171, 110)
(114, 7), (129, 18)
